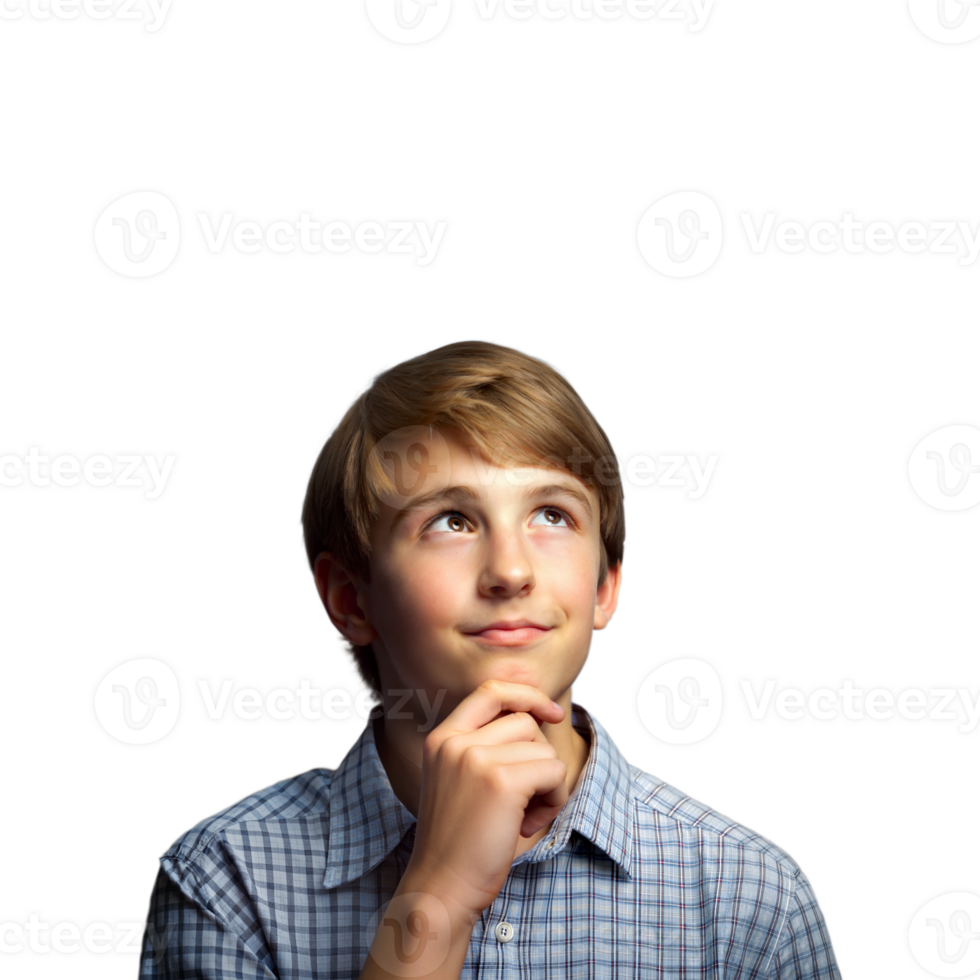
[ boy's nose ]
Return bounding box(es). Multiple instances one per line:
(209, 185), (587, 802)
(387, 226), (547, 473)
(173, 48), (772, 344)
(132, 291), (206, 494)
(477, 530), (535, 598)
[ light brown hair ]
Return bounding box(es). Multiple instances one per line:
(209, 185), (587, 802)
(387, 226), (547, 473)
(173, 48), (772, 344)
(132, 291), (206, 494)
(301, 340), (625, 697)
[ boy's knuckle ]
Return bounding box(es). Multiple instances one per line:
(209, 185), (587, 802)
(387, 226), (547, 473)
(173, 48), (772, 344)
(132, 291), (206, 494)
(484, 766), (509, 794)
(513, 711), (536, 732)
(422, 731), (445, 761)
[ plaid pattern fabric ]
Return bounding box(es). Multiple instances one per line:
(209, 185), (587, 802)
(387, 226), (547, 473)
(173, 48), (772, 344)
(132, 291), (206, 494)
(139, 703), (841, 978)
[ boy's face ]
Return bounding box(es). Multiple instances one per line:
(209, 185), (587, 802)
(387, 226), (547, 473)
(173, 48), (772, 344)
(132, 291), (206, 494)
(326, 426), (620, 713)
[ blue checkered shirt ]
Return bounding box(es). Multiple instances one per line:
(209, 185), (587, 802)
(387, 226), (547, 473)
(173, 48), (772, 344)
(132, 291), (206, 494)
(139, 703), (841, 978)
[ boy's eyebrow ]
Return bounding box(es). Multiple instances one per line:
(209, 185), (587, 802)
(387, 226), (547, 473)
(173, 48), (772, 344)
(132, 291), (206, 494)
(388, 484), (480, 533)
(387, 479), (596, 533)
(523, 482), (595, 519)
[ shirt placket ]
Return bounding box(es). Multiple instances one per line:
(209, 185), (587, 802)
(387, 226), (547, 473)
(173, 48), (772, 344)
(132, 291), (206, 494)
(476, 870), (526, 978)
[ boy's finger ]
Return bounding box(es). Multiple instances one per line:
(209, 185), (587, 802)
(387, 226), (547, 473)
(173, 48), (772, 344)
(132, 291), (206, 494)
(520, 759), (571, 813)
(438, 680), (564, 739)
(534, 784), (569, 809)
(451, 740), (559, 768)
(438, 710), (555, 751)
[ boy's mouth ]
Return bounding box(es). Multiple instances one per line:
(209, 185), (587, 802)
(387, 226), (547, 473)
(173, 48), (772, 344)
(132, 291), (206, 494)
(462, 621), (553, 646)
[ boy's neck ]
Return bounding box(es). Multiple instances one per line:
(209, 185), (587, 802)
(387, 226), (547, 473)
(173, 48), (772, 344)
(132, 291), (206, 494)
(372, 699), (591, 846)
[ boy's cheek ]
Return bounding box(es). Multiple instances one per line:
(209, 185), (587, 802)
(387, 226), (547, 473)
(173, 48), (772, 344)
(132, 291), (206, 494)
(371, 558), (463, 637)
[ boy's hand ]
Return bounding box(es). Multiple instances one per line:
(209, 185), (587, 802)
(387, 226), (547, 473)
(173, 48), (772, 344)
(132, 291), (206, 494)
(402, 679), (569, 918)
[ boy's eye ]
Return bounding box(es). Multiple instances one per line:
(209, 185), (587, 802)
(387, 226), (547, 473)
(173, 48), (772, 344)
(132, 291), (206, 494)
(428, 512), (469, 533)
(530, 507), (570, 528)
(426, 508), (570, 533)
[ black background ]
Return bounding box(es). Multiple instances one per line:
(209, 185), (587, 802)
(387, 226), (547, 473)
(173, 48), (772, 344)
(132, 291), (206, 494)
(0, 0), (980, 322)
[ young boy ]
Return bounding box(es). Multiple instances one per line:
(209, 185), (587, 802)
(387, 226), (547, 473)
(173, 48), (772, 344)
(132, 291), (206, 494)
(139, 341), (841, 979)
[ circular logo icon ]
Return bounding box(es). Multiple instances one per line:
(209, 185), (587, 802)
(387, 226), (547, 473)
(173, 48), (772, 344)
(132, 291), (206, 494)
(363, 892), (452, 977)
(909, 892), (980, 977)
(909, 425), (980, 512)
(637, 191), (723, 278)
(365, 0), (452, 43)
(95, 191), (180, 278)
(94, 658), (180, 745)
(909, 0), (980, 43)
(367, 425), (452, 510)
(637, 657), (723, 745)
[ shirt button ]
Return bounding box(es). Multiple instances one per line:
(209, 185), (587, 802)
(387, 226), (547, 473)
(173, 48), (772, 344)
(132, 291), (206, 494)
(545, 839), (555, 849)
(494, 922), (515, 943)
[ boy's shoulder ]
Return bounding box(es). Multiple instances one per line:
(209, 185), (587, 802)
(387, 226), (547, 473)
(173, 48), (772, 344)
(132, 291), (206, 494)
(629, 764), (805, 876)
(162, 767), (335, 866)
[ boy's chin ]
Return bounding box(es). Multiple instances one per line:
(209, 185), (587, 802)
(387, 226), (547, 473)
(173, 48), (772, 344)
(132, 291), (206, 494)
(470, 658), (574, 698)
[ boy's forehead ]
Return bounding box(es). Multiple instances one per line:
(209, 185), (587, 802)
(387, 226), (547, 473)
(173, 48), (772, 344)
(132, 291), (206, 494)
(370, 425), (595, 511)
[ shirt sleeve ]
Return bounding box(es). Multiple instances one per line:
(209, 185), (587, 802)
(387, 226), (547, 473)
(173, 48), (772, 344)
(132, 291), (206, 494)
(138, 858), (278, 979)
(767, 870), (842, 979)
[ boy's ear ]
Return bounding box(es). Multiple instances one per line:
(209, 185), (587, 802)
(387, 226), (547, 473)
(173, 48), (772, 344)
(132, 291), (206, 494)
(594, 561), (622, 631)
(313, 552), (377, 646)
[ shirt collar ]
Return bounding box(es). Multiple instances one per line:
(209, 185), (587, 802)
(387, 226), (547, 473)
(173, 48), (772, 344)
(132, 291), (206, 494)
(323, 702), (635, 891)
(553, 703), (635, 878)
(322, 709), (418, 891)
